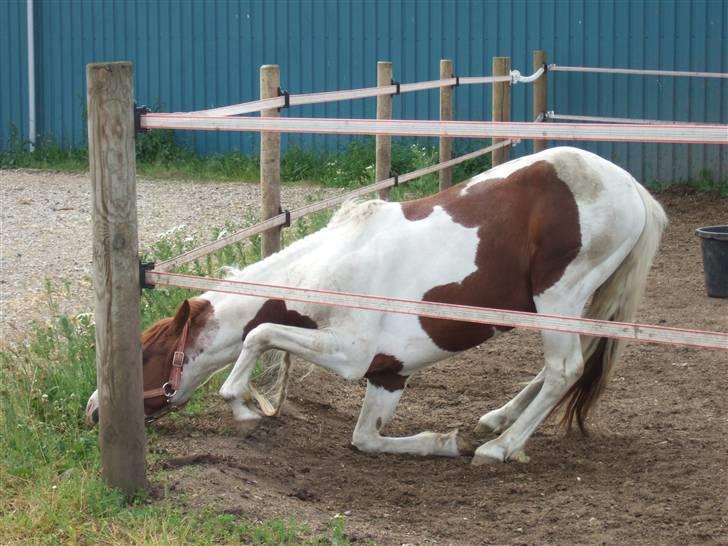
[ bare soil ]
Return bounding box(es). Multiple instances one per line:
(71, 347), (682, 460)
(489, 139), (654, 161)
(150, 189), (728, 545)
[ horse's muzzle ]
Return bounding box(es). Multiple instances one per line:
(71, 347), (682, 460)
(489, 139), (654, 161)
(85, 390), (100, 426)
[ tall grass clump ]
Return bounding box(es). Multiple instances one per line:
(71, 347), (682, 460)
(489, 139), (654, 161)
(0, 126), (88, 171)
(0, 299), (98, 479)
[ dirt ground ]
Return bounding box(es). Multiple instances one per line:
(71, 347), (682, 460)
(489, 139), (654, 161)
(148, 189), (727, 545)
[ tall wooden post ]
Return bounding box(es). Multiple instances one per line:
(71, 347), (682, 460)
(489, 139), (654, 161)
(260, 64), (282, 257)
(87, 61), (146, 494)
(439, 59), (454, 191)
(376, 61), (393, 200)
(533, 50), (548, 153)
(491, 56), (511, 166)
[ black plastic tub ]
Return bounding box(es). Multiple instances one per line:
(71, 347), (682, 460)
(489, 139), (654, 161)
(695, 225), (728, 298)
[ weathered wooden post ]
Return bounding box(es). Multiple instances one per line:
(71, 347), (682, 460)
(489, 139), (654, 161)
(260, 64), (282, 257)
(491, 56), (511, 166)
(87, 61), (146, 494)
(439, 59), (454, 190)
(376, 61), (393, 200)
(533, 50), (548, 153)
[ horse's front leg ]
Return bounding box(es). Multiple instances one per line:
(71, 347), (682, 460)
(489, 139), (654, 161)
(218, 323), (372, 421)
(352, 380), (474, 457)
(217, 346), (264, 430)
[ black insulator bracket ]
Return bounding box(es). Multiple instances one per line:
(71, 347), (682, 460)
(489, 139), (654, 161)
(134, 104), (150, 134)
(139, 260), (156, 292)
(277, 87), (290, 110)
(280, 207), (291, 227)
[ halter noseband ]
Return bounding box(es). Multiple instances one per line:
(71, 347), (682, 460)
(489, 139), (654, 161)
(143, 317), (191, 422)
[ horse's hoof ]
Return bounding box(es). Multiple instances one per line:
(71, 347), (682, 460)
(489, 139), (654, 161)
(471, 441), (506, 465)
(229, 398), (262, 436)
(509, 449), (530, 464)
(471, 452), (501, 466)
(455, 431), (478, 456)
(474, 411), (507, 437)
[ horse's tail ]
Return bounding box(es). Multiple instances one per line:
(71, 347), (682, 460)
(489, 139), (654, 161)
(557, 182), (668, 432)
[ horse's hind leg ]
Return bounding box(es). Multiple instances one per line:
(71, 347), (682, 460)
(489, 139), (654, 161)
(475, 368), (545, 436)
(472, 330), (583, 464)
(352, 381), (469, 457)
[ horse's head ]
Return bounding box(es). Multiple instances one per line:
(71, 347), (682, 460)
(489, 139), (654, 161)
(85, 297), (218, 425)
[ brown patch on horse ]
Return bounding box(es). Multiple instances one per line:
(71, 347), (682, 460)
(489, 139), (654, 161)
(401, 161), (581, 352)
(365, 354), (407, 391)
(242, 299), (318, 341)
(141, 298), (215, 415)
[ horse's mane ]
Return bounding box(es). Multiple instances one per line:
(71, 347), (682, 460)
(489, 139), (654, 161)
(221, 199), (388, 282)
(142, 318), (174, 349)
(327, 198), (386, 229)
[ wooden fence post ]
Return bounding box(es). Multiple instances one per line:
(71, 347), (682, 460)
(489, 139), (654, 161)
(376, 61), (393, 200)
(260, 64), (282, 257)
(491, 56), (511, 166)
(439, 59), (454, 191)
(87, 61), (146, 494)
(533, 50), (548, 153)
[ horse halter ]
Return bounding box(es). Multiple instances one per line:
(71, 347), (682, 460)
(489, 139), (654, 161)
(143, 317), (190, 422)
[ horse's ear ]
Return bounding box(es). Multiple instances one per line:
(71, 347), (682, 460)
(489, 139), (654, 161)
(172, 299), (191, 332)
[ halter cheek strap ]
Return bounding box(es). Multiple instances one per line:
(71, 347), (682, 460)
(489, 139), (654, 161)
(143, 318), (191, 419)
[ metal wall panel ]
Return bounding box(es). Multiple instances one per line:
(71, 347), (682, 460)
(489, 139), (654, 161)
(2, 0), (726, 181)
(1, 1), (29, 149)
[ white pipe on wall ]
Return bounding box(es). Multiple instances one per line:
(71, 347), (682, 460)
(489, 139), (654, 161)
(27, 0), (36, 151)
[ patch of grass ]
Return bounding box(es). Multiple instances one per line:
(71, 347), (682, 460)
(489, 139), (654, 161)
(0, 126), (88, 171)
(688, 170), (728, 197)
(2, 467), (323, 545)
(135, 129), (260, 181)
(648, 170), (728, 197)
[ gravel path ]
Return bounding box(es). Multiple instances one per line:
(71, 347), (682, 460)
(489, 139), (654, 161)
(0, 169), (340, 344)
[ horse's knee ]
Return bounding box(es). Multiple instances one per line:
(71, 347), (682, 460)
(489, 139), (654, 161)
(548, 359), (584, 389)
(351, 429), (381, 453)
(243, 323), (275, 353)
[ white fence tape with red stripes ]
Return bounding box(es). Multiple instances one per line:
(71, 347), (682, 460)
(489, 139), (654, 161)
(544, 112), (719, 126)
(140, 115), (728, 144)
(548, 64), (728, 79)
(145, 271), (728, 352)
(190, 73), (522, 117)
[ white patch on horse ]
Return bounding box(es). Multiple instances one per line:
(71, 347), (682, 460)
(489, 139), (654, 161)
(547, 146), (646, 288)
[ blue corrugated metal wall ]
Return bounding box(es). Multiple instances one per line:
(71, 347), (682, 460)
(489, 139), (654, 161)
(1, 1), (29, 150)
(1, 0), (726, 182)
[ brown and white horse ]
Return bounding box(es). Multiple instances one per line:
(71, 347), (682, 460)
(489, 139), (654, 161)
(86, 147), (667, 464)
